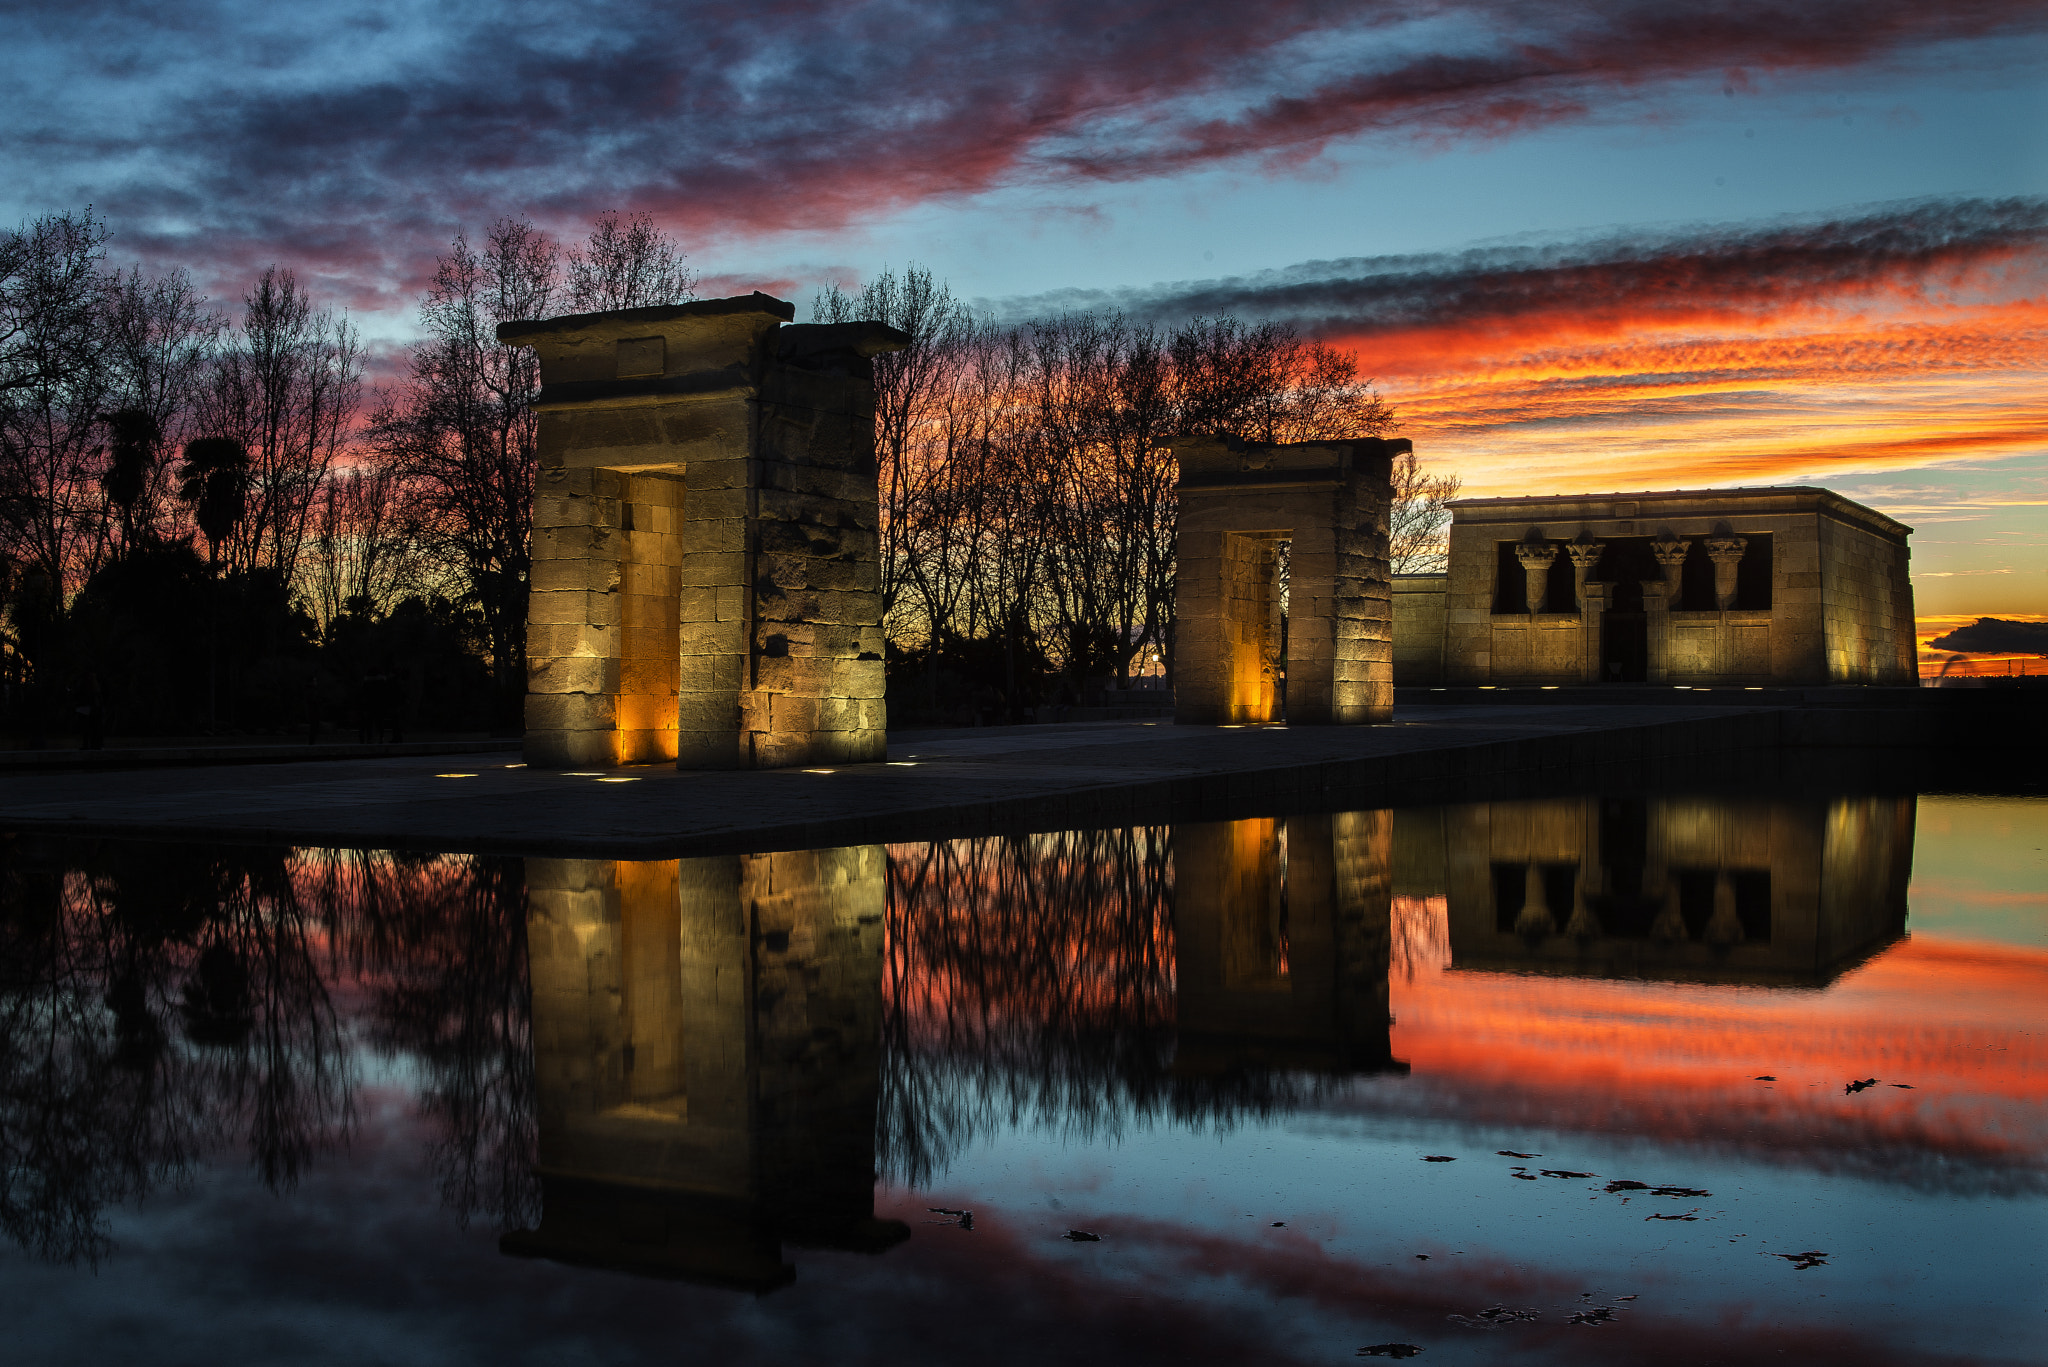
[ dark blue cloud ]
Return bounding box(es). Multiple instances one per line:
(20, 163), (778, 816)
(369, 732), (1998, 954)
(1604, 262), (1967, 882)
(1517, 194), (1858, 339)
(985, 198), (2048, 334)
(1, 1), (2042, 310)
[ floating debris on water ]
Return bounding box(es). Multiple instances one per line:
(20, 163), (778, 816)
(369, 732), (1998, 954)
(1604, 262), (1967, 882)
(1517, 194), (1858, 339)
(1541, 1169), (1596, 1179)
(1771, 1250), (1829, 1269)
(1646, 1211), (1700, 1221)
(1510, 1172), (1538, 1180)
(1570, 1306), (1620, 1326)
(1652, 1186), (1711, 1198)
(1422, 1155), (1457, 1162)
(1448, 1306), (1540, 1330)
(1497, 1150), (1541, 1158)
(1062, 1229), (1101, 1242)
(1753, 1075), (1776, 1081)
(1272, 1222), (1286, 1227)
(927, 1208), (974, 1230)
(1604, 1180), (1650, 1192)
(1845, 1078), (1881, 1094)
(1357, 1346), (1423, 1359)
(1891, 1083), (1915, 1089)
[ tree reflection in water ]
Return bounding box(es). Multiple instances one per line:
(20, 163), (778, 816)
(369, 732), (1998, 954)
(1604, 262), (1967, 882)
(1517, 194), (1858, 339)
(0, 822), (1386, 1263)
(0, 838), (533, 1263)
(879, 824), (1363, 1188)
(313, 850), (536, 1229)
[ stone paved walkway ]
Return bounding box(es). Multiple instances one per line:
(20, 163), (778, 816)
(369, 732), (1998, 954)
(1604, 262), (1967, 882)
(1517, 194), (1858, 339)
(0, 705), (1801, 857)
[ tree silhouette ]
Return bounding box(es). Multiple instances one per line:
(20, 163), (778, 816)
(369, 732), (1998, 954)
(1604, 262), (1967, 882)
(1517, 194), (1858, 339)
(177, 435), (248, 563)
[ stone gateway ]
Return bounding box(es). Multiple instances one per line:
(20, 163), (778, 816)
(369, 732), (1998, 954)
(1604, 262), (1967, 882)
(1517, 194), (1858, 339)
(499, 294), (907, 769)
(1171, 435), (1406, 726)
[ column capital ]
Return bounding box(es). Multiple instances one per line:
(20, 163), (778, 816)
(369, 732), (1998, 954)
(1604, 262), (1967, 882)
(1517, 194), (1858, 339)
(1705, 535), (1749, 565)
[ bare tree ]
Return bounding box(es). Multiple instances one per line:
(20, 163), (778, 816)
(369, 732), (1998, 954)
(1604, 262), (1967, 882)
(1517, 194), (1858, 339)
(305, 462), (421, 630)
(372, 221), (551, 720)
(198, 268), (361, 584)
(99, 265), (220, 556)
(0, 210), (114, 595)
(815, 265), (970, 640)
(1387, 448), (1461, 574)
(566, 211), (696, 313)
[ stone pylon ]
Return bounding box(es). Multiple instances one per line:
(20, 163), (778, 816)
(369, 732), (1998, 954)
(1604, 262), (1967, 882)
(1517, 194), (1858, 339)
(1172, 435), (1405, 725)
(499, 295), (907, 769)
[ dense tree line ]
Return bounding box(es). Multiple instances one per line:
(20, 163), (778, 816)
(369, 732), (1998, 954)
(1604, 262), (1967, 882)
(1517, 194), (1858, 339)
(2, 210), (1454, 743)
(0, 209), (692, 743)
(815, 267), (1453, 721)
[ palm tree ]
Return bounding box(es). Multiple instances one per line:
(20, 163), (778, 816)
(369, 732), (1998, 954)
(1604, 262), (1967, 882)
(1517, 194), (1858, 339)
(178, 437), (249, 729)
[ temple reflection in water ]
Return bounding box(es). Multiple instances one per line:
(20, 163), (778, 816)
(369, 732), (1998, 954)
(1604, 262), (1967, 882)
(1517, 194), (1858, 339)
(504, 793), (1914, 1286)
(1175, 814), (1405, 1076)
(1395, 795), (1913, 985)
(508, 849), (907, 1291)
(0, 786), (1951, 1295)
(508, 815), (1407, 1286)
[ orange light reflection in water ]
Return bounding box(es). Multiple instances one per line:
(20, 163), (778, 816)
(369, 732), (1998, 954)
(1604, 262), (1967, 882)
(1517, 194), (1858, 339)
(1388, 894), (2048, 1174)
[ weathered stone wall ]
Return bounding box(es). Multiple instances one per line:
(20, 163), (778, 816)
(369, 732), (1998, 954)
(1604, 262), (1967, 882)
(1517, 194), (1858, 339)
(1819, 512), (1918, 684)
(1172, 435), (1401, 725)
(1425, 487), (1915, 688)
(1391, 574), (1447, 685)
(503, 295), (904, 771)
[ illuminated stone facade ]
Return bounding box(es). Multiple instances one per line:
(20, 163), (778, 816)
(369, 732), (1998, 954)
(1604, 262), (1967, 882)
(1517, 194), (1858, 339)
(506, 849), (904, 1289)
(1172, 435), (1406, 725)
(501, 294), (907, 769)
(1392, 486), (1918, 687)
(1393, 794), (1913, 985)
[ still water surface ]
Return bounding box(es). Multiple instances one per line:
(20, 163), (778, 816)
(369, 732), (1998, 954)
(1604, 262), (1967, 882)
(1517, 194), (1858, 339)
(0, 787), (2042, 1365)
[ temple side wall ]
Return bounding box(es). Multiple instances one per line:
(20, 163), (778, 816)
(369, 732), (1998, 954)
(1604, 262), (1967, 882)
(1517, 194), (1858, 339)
(734, 363), (889, 768)
(1819, 513), (1918, 685)
(1391, 574), (1447, 686)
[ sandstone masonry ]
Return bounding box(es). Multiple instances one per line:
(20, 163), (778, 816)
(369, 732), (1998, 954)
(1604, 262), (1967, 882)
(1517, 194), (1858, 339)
(500, 295), (907, 769)
(1393, 486), (1917, 688)
(1172, 435), (1405, 725)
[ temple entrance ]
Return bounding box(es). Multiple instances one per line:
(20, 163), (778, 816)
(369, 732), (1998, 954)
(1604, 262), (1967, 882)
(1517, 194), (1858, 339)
(1602, 609), (1648, 682)
(1172, 435), (1405, 726)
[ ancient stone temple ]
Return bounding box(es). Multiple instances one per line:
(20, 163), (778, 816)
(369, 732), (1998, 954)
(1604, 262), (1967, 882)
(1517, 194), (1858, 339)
(1393, 794), (1913, 986)
(499, 294), (907, 769)
(1392, 486), (1917, 687)
(505, 850), (905, 1290)
(1174, 812), (1407, 1074)
(1171, 435), (1406, 725)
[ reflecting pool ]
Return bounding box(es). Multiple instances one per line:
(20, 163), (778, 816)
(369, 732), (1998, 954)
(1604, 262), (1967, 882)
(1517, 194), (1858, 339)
(0, 785), (2042, 1365)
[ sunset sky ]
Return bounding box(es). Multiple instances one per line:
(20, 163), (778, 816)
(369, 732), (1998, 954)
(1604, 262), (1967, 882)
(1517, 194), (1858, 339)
(4, 0), (2044, 632)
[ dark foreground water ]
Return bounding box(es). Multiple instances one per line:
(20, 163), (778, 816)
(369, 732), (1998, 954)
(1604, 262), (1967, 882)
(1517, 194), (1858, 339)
(0, 782), (2042, 1366)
